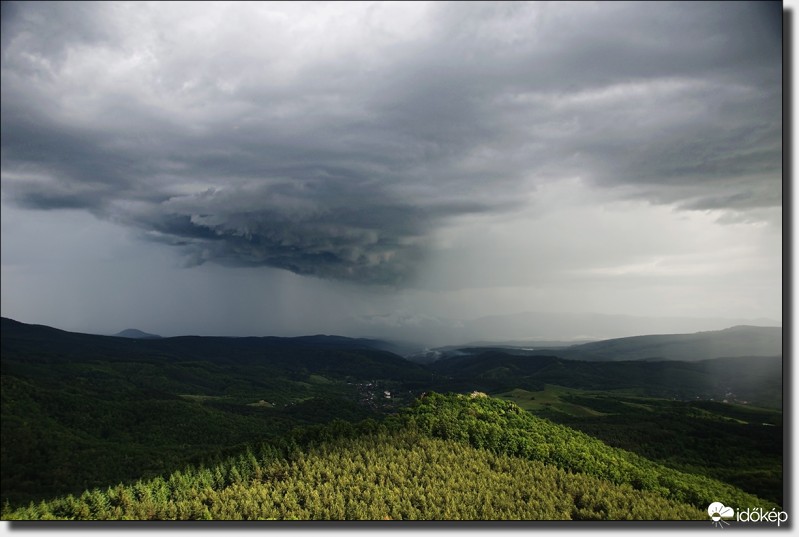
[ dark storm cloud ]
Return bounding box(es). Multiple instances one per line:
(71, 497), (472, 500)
(0, 1), (782, 284)
(134, 182), (432, 284)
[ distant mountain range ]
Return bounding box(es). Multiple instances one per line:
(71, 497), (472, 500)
(351, 310), (780, 347)
(0, 317), (430, 383)
(532, 325), (782, 362)
(6, 317), (781, 365)
(414, 325), (782, 364)
(0, 316), (783, 411)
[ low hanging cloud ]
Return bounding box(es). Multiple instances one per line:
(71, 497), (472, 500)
(0, 1), (782, 285)
(134, 181), (435, 284)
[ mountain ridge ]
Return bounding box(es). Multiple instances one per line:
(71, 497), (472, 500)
(352, 310), (781, 347)
(544, 325), (782, 362)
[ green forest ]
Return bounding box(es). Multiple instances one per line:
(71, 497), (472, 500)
(3, 393), (776, 521)
(0, 318), (784, 521)
(2, 393), (780, 521)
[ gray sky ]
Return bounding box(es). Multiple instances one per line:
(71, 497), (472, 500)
(0, 1), (783, 344)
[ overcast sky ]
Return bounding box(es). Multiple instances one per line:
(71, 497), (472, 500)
(0, 1), (783, 343)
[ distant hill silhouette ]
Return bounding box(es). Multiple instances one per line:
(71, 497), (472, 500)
(0, 317), (429, 382)
(114, 328), (162, 339)
(0, 317), (782, 409)
(542, 325), (782, 362)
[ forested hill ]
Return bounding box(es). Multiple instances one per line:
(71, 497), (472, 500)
(2, 393), (776, 520)
(0, 317), (428, 381)
(1, 318), (783, 514)
(430, 352), (782, 409)
(1, 317), (429, 506)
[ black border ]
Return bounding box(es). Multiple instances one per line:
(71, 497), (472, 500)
(783, 4), (794, 530)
